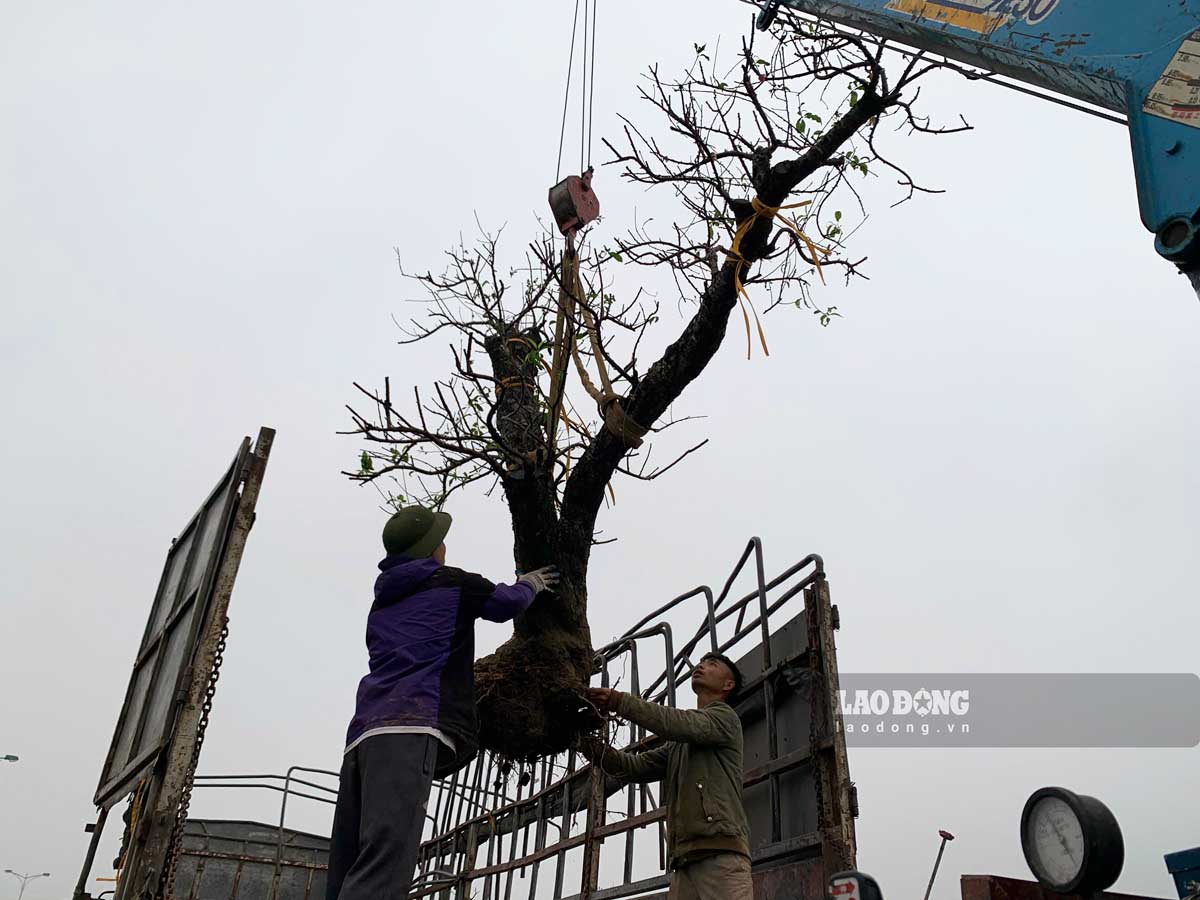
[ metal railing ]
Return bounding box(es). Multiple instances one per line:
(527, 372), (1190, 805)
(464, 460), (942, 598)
(409, 538), (853, 900)
(187, 769), (339, 900)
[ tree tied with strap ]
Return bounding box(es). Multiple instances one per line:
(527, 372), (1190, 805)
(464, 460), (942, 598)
(343, 20), (966, 759)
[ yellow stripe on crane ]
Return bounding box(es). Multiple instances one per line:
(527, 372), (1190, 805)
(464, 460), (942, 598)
(884, 0), (1007, 35)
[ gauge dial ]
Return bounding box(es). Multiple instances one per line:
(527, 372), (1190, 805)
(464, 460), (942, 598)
(1020, 787), (1125, 896)
(1024, 795), (1086, 888)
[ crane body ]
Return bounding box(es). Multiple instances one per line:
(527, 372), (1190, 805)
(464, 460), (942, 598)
(759, 0), (1200, 291)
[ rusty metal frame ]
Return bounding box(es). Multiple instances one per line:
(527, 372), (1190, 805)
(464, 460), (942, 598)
(175, 770), (341, 900)
(171, 820), (331, 900)
(192, 774), (339, 807)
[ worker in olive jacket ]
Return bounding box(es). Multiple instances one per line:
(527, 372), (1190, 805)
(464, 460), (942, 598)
(581, 652), (751, 900)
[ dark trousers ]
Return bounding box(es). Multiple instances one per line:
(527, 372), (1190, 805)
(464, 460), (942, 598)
(326, 733), (439, 900)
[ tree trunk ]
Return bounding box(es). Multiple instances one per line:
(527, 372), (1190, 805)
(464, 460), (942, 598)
(473, 332), (601, 760)
(474, 543), (598, 759)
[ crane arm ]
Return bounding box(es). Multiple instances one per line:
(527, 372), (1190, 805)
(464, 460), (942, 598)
(755, 0), (1200, 290)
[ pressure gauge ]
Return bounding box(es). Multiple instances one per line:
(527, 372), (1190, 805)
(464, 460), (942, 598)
(1020, 787), (1125, 896)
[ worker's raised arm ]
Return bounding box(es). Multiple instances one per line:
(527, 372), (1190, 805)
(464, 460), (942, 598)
(580, 738), (668, 784)
(478, 581), (535, 622)
(453, 566), (560, 623)
(613, 693), (740, 747)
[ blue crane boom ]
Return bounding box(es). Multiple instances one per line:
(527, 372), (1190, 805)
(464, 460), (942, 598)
(755, 0), (1200, 293)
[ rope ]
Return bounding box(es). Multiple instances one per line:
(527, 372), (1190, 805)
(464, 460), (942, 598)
(570, 335), (603, 404)
(587, 0), (598, 169)
(585, 0), (595, 170)
(556, 0), (583, 182)
(552, 244), (649, 449)
(725, 196), (831, 359)
(545, 237), (578, 448)
(581, 300), (613, 397)
(556, 0), (599, 180)
(581, 0), (588, 173)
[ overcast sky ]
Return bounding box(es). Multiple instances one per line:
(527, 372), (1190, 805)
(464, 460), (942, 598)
(2, 2), (1198, 900)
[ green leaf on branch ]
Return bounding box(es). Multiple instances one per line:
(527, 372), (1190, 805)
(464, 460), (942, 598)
(816, 306), (842, 327)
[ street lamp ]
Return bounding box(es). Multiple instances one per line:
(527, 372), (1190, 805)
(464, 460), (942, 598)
(4, 870), (50, 900)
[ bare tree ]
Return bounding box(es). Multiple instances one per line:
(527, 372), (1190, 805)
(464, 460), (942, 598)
(343, 19), (966, 760)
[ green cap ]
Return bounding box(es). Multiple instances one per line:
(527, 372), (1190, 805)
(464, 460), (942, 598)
(382, 505), (452, 558)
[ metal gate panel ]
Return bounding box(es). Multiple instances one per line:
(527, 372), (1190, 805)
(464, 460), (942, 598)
(95, 439), (251, 807)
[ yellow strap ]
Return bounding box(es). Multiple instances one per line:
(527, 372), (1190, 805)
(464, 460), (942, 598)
(578, 300), (614, 397)
(526, 243), (650, 470)
(726, 196), (832, 360)
(495, 376), (531, 397)
(558, 246), (615, 399)
(552, 244), (645, 449)
(545, 250), (577, 448)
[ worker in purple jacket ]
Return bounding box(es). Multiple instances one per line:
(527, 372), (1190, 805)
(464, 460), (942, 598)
(326, 505), (559, 900)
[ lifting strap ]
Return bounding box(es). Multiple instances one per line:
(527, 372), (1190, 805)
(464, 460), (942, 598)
(726, 196), (832, 360)
(549, 239), (649, 450)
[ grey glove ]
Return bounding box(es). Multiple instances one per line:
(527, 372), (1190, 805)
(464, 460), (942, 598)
(517, 565), (560, 595)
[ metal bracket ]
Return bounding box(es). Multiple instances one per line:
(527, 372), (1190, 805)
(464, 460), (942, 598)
(174, 666), (194, 706)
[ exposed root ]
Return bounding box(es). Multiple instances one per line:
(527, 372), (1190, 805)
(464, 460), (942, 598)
(475, 631), (602, 760)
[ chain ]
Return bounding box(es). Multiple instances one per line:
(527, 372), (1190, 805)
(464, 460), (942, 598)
(156, 616), (229, 900)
